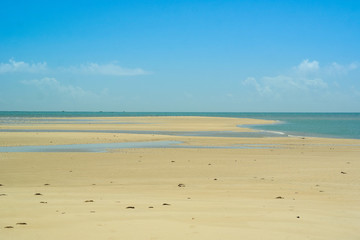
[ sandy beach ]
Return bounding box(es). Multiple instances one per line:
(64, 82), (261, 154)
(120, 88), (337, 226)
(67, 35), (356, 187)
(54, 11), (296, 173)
(1, 116), (360, 239)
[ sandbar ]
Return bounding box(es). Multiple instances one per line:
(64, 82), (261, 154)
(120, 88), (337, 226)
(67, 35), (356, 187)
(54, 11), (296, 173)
(1, 116), (360, 239)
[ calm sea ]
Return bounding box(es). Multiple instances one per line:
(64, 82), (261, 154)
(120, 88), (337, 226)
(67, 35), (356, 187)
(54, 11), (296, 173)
(0, 112), (359, 139)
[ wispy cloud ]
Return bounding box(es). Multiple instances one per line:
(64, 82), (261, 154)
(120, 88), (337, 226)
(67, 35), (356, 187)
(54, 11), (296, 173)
(242, 59), (338, 97)
(0, 59), (47, 74)
(22, 77), (97, 99)
(0, 59), (150, 77)
(243, 77), (272, 96)
(67, 62), (150, 76)
(292, 59), (358, 76)
(325, 62), (359, 75)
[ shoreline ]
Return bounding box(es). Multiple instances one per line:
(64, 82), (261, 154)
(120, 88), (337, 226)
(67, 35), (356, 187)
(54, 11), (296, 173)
(1, 116), (360, 239)
(2, 113), (360, 140)
(1, 116), (360, 147)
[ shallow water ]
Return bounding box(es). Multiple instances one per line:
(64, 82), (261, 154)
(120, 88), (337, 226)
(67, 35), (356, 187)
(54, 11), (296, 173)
(0, 117), (145, 125)
(0, 141), (279, 153)
(244, 113), (360, 139)
(1, 112), (359, 139)
(0, 129), (285, 138)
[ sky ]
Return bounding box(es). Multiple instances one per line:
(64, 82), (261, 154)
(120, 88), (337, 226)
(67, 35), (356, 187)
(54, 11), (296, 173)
(0, 0), (359, 112)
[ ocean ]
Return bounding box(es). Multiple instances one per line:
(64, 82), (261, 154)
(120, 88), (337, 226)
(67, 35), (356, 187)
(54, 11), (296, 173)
(0, 112), (359, 139)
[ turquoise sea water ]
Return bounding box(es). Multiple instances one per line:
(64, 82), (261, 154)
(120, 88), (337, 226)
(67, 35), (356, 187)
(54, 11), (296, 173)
(0, 112), (359, 139)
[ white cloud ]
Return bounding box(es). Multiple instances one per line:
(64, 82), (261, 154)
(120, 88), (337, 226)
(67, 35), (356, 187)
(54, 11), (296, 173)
(0, 59), (47, 73)
(242, 60), (332, 96)
(22, 77), (57, 86)
(242, 77), (272, 95)
(303, 78), (328, 88)
(68, 62), (150, 76)
(295, 59), (319, 73)
(262, 75), (301, 90)
(349, 62), (358, 70)
(325, 62), (359, 75)
(22, 77), (97, 98)
(0, 59), (150, 77)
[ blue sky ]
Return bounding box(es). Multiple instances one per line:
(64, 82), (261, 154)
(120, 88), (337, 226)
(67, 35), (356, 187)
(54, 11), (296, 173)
(0, 0), (359, 112)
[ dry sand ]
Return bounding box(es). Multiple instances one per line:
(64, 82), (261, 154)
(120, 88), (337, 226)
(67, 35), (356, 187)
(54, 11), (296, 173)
(1, 117), (360, 239)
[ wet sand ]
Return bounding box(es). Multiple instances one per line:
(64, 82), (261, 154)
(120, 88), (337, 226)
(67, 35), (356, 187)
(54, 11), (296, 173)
(1, 117), (360, 239)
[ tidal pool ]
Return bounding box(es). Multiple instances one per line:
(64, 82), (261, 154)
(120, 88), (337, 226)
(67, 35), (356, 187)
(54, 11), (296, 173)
(0, 141), (279, 153)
